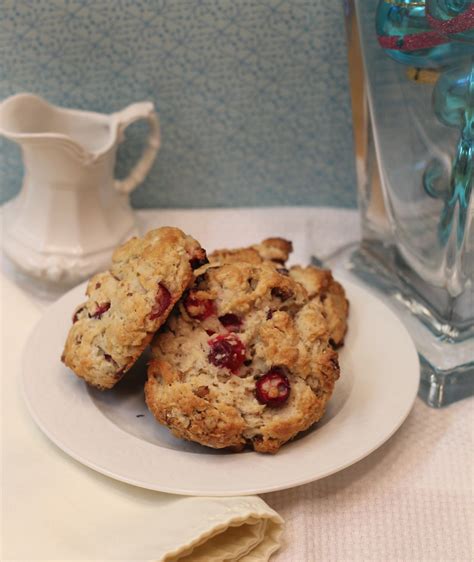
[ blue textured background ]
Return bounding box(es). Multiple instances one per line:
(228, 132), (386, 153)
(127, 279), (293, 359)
(0, 0), (356, 208)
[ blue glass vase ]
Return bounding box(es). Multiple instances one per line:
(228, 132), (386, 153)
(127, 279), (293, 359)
(342, 0), (473, 406)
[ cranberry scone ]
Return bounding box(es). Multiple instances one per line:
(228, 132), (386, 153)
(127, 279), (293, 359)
(145, 261), (340, 453)
(62, 227), (207, 390)
(209, 237), (293, 266)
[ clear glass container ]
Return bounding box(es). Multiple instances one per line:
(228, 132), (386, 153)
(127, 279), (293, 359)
(340, 0), (473, 407)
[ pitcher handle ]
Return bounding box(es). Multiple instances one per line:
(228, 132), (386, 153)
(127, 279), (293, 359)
(114, 102), (160, 194)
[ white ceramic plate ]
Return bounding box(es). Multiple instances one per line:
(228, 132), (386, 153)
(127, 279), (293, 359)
(22, 279), (419, 496)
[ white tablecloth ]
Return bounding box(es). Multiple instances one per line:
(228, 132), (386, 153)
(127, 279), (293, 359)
(3, 207), (473, 561)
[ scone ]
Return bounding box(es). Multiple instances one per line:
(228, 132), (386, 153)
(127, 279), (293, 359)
(209, 237), (293, 266)
(62, 227), (207, 390)
(145, 261), (340, 453)
(289, 266), (349, 347)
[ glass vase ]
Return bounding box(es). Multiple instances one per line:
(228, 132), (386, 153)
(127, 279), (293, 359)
(341, 0), (473, 407)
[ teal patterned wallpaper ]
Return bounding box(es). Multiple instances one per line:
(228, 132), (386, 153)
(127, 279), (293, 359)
(0, 0), (356, 208)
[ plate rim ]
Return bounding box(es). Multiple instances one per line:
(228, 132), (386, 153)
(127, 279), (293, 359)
(21, 279), (420, 496)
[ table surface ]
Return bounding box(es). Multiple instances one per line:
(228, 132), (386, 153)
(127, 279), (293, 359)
(4, 207), (473, 562)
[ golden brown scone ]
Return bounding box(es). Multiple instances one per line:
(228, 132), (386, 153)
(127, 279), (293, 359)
(209, 237), (293, 266)
(62, 227), (207, 390)
(145, 261), (339, 454)
(289, 265), (349, 347)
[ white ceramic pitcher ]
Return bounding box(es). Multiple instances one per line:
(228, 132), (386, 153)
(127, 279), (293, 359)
(0, 93), (160, 284)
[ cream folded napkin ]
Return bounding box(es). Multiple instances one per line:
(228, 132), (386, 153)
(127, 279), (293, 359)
(1, 274), (283, 561)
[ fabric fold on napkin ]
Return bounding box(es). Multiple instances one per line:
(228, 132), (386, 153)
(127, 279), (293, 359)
(1, 273), (283, 562)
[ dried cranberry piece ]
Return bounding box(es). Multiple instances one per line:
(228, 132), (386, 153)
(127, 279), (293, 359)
(218, 313), (242, 331)
(255, 368), (290, 407)
(184, 291), (215, 320)
(208, 334), (246, 373)
(150, 283), (172, 320)
(90, 302), (111, 319)
(189, 248), (209, 270)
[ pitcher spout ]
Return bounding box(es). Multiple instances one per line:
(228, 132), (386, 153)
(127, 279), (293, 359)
(0, 93), (114, 160)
